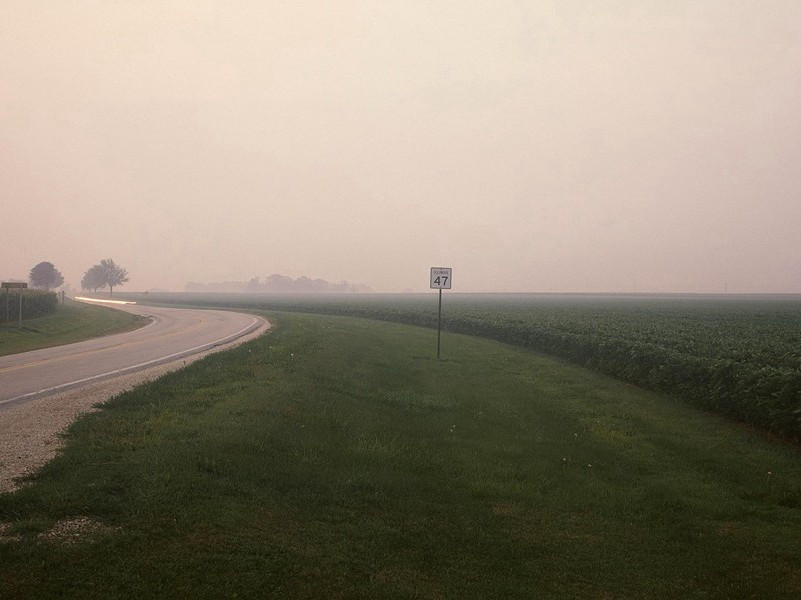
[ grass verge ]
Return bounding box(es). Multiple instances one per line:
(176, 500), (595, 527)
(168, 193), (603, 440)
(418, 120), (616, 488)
(1, 312), (800, 598)
(0, 299), (145, 357)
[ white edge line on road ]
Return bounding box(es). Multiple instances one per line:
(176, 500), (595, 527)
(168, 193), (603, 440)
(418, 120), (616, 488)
(0, 314), (263, 408)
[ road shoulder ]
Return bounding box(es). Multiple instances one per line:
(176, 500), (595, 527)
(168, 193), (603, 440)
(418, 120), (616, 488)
(0, 316), (270, 494)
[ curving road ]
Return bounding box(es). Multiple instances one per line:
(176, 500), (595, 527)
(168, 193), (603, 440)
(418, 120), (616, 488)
(0, 302), (264, 408)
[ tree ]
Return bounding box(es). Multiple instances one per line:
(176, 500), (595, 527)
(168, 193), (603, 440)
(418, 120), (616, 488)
(29, 261), (64, 291)
(99, 258), (129, 296)
(81, 265), (106, 292)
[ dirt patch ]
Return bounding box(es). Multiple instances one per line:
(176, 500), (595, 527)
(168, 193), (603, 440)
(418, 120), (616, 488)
(0, 522), (22, 543)
(0, 318), (270, 494)
(492, 501), (522, 517)
(37, 517), (115, 545)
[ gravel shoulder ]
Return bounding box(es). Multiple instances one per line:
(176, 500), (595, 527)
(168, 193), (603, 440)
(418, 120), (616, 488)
(0, 317), (270, 494)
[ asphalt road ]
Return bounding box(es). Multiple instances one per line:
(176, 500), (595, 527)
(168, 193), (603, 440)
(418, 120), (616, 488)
(0, 303), (263, 408)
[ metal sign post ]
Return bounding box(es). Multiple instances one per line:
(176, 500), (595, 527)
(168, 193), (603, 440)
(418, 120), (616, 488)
(429, 267), (452, 360)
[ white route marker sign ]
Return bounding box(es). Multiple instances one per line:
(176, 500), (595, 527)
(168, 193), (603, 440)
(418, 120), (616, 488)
(430, 267), (452, 289)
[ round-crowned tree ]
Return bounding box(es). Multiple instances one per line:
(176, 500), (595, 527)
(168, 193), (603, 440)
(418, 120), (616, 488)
(99, 259), (129, 296)
(81, 259), (129, 295)
(81, 264), (106, 292)
(29, 261), (65, 291)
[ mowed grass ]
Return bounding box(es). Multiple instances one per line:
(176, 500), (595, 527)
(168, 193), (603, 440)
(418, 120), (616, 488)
(0, 299), (145, 357)
(2, 312), (801, 598)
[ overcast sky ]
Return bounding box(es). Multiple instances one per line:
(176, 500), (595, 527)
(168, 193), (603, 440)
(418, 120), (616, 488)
(2, 1), (800, 293)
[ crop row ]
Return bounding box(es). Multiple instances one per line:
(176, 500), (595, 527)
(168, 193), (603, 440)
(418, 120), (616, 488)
(0, 289), (58, 323)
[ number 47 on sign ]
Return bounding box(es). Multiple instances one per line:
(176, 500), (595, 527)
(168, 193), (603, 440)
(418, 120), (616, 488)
(430, 267), (452, 289)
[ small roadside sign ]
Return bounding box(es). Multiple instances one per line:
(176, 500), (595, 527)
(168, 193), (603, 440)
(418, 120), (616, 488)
(1, 282), (27, 289)
(430, 267), (452, 289)
(430, 267), (452, 359)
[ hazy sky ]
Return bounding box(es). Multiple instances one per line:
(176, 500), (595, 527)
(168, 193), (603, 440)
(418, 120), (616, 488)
(2, 1), (800, 293)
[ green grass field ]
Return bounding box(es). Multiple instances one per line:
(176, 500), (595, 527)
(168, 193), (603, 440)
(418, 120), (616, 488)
(2, 312), (800, 598)
(0, 299), (145, 357)
(118, 291), (801, 440)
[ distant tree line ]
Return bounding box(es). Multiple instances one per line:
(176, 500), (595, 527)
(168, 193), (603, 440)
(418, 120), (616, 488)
(19, 259), (129, 297)
(81, 259), (129, 296)
(1, 257), (129, 322)
(185, 274), (372, 293)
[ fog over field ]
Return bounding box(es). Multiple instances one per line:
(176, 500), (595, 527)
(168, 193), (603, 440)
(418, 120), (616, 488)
(2, 1), (800, 293)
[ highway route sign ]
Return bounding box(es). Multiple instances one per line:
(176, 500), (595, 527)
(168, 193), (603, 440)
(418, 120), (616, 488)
(430, 267), (452, 289)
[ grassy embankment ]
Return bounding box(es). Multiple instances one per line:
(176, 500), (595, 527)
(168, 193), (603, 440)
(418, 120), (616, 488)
(2, 311), (800, 598)
(0, 299), (145, 357)
(119, 292), (801, 441)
